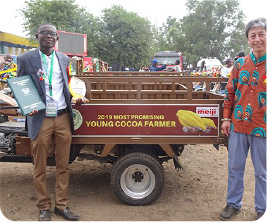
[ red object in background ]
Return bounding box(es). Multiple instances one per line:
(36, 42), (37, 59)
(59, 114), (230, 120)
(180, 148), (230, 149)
(83, 57), (93, 72)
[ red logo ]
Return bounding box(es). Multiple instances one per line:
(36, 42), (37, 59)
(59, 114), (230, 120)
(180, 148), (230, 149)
(196, 107), (218, 117)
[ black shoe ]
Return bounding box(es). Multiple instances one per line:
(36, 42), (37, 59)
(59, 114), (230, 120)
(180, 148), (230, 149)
(256, 212), (265, 220)
(220, 205), (240, 221)
(54, 207), (79, 221)
(39, 210), (51, 221)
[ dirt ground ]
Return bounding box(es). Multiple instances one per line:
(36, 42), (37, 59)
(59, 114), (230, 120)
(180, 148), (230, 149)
(0, 144), (261, 221)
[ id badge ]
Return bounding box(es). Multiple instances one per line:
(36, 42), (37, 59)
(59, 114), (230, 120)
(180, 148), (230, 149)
(46, 101), (58, 117)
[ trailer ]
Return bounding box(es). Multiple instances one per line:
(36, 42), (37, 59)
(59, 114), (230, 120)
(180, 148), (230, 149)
(0, 72), (228, 205)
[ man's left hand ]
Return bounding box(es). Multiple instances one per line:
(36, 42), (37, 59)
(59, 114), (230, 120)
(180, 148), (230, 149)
(75, 97), (89, 105)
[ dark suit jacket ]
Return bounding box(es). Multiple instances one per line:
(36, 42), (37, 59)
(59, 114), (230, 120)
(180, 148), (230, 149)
(17, 48), (74, 140)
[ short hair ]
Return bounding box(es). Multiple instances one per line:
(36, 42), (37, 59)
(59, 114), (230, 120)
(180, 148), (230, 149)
(234, 52), (245, 61)
(37, 23), (57, 33)
(245, 18), (266, 38)
(225, 58), (233, 65)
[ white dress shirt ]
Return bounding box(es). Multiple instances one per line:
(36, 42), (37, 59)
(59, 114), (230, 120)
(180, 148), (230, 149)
(39, 50), (67, 110)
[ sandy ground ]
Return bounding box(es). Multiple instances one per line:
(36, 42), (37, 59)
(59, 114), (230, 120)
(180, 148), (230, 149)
(0, 144), (261, 221)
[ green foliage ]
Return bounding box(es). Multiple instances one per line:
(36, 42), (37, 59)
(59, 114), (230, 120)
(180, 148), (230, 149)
(156, 0), (248, 67)
(95, 5), (154, 69)
(22, 0), (91, 35)
(181, 0), (248, 66)
(21, 0), (98, 56)
(20, 0), (249, 69)
(21, 1), (153, 69)
(156, 17), (187, 53)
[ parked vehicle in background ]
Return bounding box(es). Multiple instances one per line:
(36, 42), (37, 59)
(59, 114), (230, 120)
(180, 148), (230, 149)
(193, 58), (223, 93)
(196, 58), (222, 72)
(153, 51), (184, 70)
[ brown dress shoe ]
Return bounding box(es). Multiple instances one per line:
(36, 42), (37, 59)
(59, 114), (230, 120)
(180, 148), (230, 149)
(39, 210), (51, 221)
(54, 207), (79, 221)
(220, 205), (240, 220)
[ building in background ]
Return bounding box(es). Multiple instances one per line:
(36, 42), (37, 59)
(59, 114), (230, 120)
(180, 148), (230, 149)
(0, 31), (38, 56)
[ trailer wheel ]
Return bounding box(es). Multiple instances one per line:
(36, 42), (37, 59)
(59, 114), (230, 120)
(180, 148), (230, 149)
(111, 152), (164, 205)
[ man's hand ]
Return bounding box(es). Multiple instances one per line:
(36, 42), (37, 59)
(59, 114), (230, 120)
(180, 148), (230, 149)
(75, 97), (89, 105)
(221, 120), (231, 137)
(28, 109), (38, 116)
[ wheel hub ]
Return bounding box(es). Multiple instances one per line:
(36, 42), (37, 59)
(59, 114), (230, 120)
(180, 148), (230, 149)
(132, 171), (144, 182)
(120, 164), (156, 199)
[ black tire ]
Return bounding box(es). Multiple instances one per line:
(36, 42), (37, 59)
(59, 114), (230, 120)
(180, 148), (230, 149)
(111, 152), (164, 205)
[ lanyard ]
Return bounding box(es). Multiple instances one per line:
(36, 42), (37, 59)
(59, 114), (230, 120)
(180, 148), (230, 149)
(41, 51), (55, 97)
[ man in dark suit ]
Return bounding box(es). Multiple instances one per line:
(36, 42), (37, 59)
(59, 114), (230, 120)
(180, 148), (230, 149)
(17, 23), (80, 221)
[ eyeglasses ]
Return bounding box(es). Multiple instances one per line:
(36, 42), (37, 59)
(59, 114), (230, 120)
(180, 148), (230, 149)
(38, 30), (57, 37)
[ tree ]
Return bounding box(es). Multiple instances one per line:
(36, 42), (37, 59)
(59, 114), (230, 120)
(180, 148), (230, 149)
(95, 5), (154, 70)
(21, 2), (154, 70)
(21, 0), (99, 56)
(182, 0), (248, 66)
(157, 17), (185, 52)
(157, 0), (248, 68)
(20, 0), (248, 70)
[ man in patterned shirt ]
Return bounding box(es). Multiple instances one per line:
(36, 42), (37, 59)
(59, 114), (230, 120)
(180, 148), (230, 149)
(220, 18), (266, 220)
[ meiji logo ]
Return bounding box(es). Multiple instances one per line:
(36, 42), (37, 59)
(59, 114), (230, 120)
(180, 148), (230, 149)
(196, 107), (219, 117)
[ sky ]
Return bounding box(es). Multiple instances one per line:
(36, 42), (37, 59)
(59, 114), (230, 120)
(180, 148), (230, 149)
(0, 0), (266, 37)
